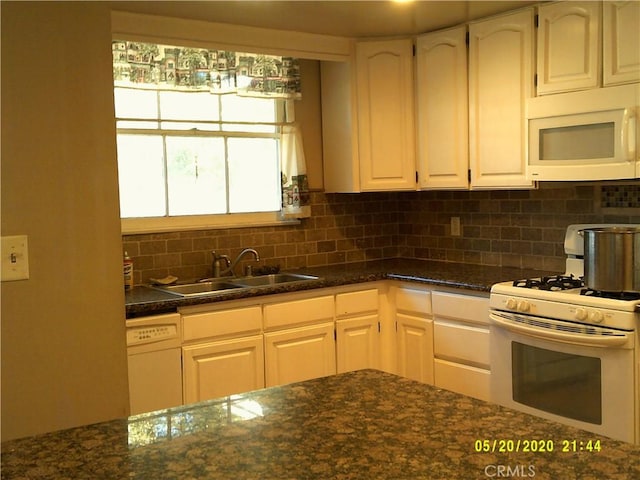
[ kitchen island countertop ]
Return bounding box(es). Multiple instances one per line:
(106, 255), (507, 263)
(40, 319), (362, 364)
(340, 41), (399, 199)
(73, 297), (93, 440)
(126, 258), (558, 317)
(2, 369), (638, 479)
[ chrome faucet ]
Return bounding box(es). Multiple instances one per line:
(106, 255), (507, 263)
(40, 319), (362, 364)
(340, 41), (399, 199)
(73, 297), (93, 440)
(210, 251), (231, 278)
(220, 248), (260, 276)
(208, 248), (260, 281)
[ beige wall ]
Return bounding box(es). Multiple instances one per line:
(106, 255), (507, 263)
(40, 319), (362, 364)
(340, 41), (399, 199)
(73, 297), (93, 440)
(1, 2), (129, 440)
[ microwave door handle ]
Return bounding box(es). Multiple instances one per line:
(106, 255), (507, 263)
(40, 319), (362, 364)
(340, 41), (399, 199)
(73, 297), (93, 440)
(489, 313), (631, 347)
(622, 108), (636, 161)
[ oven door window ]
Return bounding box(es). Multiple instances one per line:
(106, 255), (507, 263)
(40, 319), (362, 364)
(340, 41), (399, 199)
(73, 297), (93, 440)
(512, 342), (601, 425)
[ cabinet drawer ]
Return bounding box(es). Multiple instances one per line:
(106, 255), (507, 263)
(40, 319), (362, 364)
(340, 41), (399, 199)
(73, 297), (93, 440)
(434, 358), (490, 402)
(395, 288), (432, 316)
(182, 306), (262, 342)
(263, 295), (334, 330)
(434, 319), (489, 367)
(432, 291), (489, 325)
(335, 289), (378, 316)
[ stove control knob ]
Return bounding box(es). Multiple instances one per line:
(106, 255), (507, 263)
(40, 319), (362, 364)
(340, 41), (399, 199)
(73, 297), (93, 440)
(506, 298), (518, 310)
(517, 300), (530, 313)
(575, 308), (588, 321)
(588, 310), (604, 323)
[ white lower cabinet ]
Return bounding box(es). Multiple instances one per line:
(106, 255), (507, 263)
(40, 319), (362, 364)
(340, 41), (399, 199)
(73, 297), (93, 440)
(432, 291), (491, 401)
(433, 359), (490, 400)
(263, 295), (336, 387)
(181, 305), (264, 404)
(394, 286), (434, 384)
(177, 282), (493, 405)
(335, 289), (380, 373)
(264, 322), (336, 387)
(182, 335), (264, 404)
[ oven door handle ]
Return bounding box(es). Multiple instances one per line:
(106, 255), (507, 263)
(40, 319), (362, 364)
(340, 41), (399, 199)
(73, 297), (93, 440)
(489, 313), (631, 347)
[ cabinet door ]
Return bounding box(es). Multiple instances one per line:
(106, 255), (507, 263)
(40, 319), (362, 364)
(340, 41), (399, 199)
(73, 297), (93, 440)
(416, 27), (469, 190)
(396, 314), (434, 384)
(468, 9), (535, 189)
(264, 322), (336, 387)
(604, 1), (640, 86)
(182, 335), (264, 404)
(356, 39), (416, 191)
(537, 1), (601, 94)
(336, 315), (379, 373)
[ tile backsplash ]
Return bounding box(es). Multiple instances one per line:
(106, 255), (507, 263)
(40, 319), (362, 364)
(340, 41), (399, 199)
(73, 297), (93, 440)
(600, 184), (640, 209)
(123, 183), (640, 284)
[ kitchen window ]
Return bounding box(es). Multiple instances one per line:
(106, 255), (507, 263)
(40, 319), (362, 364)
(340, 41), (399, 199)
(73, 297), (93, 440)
(113, 40), (309, 233)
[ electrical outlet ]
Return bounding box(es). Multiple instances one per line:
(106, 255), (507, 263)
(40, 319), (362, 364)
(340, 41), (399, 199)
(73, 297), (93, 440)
(450, 217), (461, 236)
(1, 235), (30, 281)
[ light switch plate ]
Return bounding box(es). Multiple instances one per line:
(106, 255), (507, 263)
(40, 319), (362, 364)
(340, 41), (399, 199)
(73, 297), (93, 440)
(1, 235), (30, 281)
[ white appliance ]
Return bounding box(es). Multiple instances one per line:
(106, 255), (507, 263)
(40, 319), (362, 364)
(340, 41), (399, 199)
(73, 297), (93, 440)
(126, 313), (183, 415)
(527, 83), (640, 181)
(490, 224), (640, 444)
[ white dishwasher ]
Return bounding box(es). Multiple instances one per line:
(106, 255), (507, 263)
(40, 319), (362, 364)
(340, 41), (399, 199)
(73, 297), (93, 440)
(126, 313), (183, 415)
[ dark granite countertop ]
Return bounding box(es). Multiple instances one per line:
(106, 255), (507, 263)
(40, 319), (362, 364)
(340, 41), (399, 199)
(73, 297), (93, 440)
(125, 258), (558, 317)
(2, 369), (638, 479)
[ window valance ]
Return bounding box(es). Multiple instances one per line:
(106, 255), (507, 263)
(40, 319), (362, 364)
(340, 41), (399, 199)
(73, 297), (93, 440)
(112, 40), (301, 99)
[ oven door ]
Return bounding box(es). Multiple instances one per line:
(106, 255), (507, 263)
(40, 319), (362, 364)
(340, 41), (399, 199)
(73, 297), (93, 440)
(490, 310), (635, 443)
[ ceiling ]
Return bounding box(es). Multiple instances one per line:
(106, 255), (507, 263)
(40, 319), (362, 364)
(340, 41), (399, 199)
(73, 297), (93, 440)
(109, 1), (539, 38)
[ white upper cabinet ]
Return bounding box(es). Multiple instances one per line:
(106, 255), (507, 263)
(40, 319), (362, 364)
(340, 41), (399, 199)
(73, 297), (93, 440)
(537, 1), (640, 93)
(468, 9), (536, 189)
(603, 1), (640, 86)
(537, 1), (601, 95)
(321, 39), (416, 193)
(355, 39), (416, 191)
(415, 27), (469, 190)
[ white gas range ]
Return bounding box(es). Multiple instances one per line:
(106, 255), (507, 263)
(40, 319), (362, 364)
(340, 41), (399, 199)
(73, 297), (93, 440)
(489, 224), (639, 444)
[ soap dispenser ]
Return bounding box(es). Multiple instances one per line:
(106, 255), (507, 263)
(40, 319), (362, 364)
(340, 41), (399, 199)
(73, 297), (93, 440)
(123, 252), (133, 290)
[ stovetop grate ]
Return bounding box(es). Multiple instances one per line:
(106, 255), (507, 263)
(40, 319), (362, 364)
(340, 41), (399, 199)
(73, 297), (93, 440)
(513, 275), (584, 291)
(581, 289), (640, 301)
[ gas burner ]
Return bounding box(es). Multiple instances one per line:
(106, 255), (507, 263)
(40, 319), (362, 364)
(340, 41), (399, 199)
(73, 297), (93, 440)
(581, 289), (640, 301)
(513, 275), (584, 291)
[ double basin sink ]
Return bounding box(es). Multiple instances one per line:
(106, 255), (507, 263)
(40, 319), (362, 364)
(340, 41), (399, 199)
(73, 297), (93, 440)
(150, 273), (321, 298)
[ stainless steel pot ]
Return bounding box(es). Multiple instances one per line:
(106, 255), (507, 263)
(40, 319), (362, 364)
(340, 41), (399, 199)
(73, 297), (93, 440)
(582, 226), (640, 292)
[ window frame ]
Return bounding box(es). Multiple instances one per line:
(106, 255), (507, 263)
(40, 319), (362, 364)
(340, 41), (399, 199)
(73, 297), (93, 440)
(114, 57), (299, 234)
(121, 211), (297, 235)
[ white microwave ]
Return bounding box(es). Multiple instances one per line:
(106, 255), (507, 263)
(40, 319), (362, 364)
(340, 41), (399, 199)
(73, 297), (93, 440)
(527, 83), (639, 181)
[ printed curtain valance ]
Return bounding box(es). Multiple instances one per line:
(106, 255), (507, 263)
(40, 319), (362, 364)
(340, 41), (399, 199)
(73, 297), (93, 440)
(112, 40), (301, 99)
